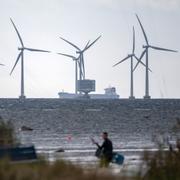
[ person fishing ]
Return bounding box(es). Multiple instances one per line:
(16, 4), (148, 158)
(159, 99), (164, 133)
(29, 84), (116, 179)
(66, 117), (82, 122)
(91, 132), (113, 167)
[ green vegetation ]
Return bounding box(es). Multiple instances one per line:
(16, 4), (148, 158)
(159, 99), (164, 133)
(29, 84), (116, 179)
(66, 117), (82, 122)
(0, 119), (17, 146)
(0, 159), (120, 180)
(137, 142), (180, 180)
(136, 118), (180, 180)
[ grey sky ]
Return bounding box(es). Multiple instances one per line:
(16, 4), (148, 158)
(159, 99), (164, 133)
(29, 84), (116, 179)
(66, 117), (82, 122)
(0, 0), (179, 98)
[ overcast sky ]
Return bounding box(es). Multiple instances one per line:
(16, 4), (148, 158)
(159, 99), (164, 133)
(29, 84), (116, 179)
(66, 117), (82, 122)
(0, 0), (179, 98)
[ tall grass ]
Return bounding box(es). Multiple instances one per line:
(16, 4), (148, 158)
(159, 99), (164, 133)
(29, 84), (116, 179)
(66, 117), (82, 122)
(0, 119), (17, 146)
(137, 118), (180, 180)
(0, 159), (121, 180)
(136, 143), (180, 180)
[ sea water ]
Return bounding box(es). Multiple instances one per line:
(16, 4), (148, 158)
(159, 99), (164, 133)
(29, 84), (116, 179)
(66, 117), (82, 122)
(0, 98), (179, 171)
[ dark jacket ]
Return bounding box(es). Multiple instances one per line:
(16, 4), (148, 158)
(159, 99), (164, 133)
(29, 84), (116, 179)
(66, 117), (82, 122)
(99, 138), (113, 160)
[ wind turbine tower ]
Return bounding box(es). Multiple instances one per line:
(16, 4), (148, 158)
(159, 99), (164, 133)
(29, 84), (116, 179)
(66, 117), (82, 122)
(135, 14), (178, 99)
(113, 27), (148, 99)
(57, 53), (81, 94)
(10, 18), (50, 99)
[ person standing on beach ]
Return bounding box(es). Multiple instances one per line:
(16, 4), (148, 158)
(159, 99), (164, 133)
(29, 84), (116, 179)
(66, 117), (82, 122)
(92, 132), (113, 167)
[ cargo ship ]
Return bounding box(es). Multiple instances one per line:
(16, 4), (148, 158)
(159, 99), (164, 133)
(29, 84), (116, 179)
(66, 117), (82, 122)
(58, 87), (119, 99)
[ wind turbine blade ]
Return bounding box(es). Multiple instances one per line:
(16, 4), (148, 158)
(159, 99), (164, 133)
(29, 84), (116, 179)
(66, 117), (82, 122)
(134, 55), (152, 72)
(132, 26), (135, 54)
(80, 40), (91, 53)
(85, 40), (90, 48)
(84, 35), (101, 51)
(139, 49), (146, 60)
(24, 48), (50, 53)
(149, 45), (178, 52)
(10, 52), (22, 75)
(60, 37), (80, 51)
(76, 54), (81, 60)
(113, 56), (130, 67)
(133, 62), (139, 72)
(0, 64), (5, 66)
(82, 40), (90, 52)
(57, 53), (76, 59)
(133, 50), (146, 71)
(136, 14), (149, 45)
(10, 18), (24, 47)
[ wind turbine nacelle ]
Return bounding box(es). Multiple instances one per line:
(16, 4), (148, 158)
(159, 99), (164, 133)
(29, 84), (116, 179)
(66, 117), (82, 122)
(18, 47), (24, 51)
(143, 45), (148, 49)
(77, 79), (96, 94)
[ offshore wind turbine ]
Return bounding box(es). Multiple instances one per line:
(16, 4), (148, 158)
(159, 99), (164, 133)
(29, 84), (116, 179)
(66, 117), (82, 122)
(76, 36), (101, 80)
(113, 27), (149, 99)
(59, 35), (101, 81)
(135, 14), (178, 99)
(57, 41), (90, 94)
(10, 18), (50, 99)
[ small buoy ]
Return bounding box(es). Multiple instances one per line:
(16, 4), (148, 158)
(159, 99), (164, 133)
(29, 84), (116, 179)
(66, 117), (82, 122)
(56, 148), (65, 153)
(21, 126), (33, 131)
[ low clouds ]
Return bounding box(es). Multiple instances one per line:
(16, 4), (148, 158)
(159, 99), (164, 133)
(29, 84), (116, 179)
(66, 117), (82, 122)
(135, 0), (180, 10)
(91, 0), (180, 10)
